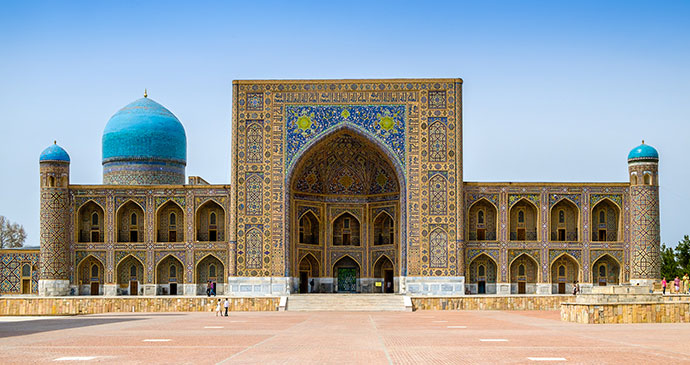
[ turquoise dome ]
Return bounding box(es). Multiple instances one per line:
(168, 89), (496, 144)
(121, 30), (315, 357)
(102, 97), (186, 164)
(628, 142), (659, 162)
(40, 142), (70, 162)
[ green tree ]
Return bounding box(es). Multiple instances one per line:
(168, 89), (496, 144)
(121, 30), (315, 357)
(0, 215), (26, 248)
(660, 243), (679, 280)
(676, 235), (690, 275)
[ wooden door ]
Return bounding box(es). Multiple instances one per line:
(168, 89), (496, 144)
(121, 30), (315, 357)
(130, 281), (138, 295)
(518, 281), (526, 294)
(478, 281), (486, 294)
(21, 279), (31, 294)
(558, 282), (565, 294)
(90, 282), (99, 295)
(384, 270), (394, 293)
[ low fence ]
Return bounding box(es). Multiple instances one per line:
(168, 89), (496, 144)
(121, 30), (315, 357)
(0, 296), (280, 316)
(411, 295), (575, 311)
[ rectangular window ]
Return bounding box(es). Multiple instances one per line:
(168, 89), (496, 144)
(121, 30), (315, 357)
(209, 230), (217, 242)
(130, 230), (138, 242)
(91, 231), (100, 243)
(343, 233), (350, 245)
(558, 229), (566, 241)
(598, 229), (607, 242)
(517, 228), (526, 241)
(169, 230), (177, 242)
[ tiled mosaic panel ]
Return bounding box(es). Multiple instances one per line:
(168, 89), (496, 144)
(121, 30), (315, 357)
(0, 251), (39, 293)
(631, 186), (661, 279)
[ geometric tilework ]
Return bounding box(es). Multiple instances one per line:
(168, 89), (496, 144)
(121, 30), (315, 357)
(429, 228), (448, 268)
(630, 186), (661, 279)
(428, 118), (447, 162)
(39, 189), (70, 280)
(0, 251), (39, 294)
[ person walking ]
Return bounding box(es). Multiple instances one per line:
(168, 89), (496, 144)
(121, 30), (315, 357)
(674, 276), (680, 294)
(683, 273), (689, 294)
(223, 298), (230, 317)
(215, 299), (222, 317)
(662, 277), (667, 295)
(206, 281), (212, 297)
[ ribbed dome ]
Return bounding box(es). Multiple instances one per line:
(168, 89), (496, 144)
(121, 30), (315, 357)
(628, 142), (659, 162)
(102, 97), (186, 164)
(39, 142), (70, 162)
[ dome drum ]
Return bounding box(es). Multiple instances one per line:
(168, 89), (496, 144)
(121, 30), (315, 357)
(103, 160), (186, 185)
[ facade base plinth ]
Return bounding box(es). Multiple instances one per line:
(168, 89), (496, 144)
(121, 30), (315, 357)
(536, 283), (551, 295)
(227, 276), (290, 296)
(404, 276), (465, 295)
(39, 279), (70, 296)
(496, 283), (511, 295)
(630, 279), (656, 288)
(143, 284), (156, 296)
(104, 284), (117, 296)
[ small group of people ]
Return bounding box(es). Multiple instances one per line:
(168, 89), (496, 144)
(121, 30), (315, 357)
(206, 281), (216, 297)
(661, 274), (690, 295)
(572, 280), (581, 295)
(215, 298), (230, 316)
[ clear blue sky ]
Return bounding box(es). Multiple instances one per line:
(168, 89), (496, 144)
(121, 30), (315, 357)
(1, 1), (688, 247)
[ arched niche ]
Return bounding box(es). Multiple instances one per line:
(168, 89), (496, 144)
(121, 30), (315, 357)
(332, 212), (361, 246)
(509, 199), (538, 241)
(156, 255), (185, 295)
(550, 254), (579, 294)
(297, 253), (320, 293)
(333, 255), (360, 293)
(373, 255), (394, 293)
(509, 254), (538, 294)
(157, 201), (184, 242)
(76, 255), (104, 295)
(196, 200), (225, 242)
(592, 254), (620, 286)
(591, 199), (620, 242)
(116, 201), (144, 243)
(196, 254), (225, 295)
(550, 199), (579, 242)
(298, 211), (320, 245)
(373, 211), (395, 246)
(116, 255), (144, 296)
(468, 253), (497, 294)
(468, 199), (498, 241)
(77, 201), (104, 243)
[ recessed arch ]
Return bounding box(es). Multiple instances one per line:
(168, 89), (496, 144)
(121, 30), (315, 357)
(468, 198), (498, 241)
(156, 200), (184, 242)
(116, 200), (144, 243)
(156, 254), (185, 295)
(332, 254), (361, 293)
(116, 254), (144, 296)
(195, 253), (225, 295)
(591, 253), (621, 286)
(550, 198), (580, 242)
(509, 253), (539, 294)
(468, 253), (498, 294)
(373, 255), (395, 293)
(76, 254), (105, 295)
(332, 212), (361, 246)
(77, 201), (105, 243)
(549, 253), (580, 294)
(509, 198), (539, 241)
(196, 200), (225, 242)
(373, 211), (395, 246)
(298, 211), (320, 245)
(591, 198), (621, 242)
(285, 125), (408, 280)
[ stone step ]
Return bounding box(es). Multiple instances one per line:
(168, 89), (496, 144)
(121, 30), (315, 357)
(286, 294), (410, 312)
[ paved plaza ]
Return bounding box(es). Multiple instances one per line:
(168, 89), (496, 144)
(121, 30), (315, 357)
(0, 310), (688, 364)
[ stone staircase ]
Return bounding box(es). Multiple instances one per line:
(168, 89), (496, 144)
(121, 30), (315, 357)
(286, 294), (411, 312)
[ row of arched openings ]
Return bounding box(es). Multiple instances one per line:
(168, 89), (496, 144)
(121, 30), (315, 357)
(77, 200), (225, 243)
(298, 211), (395, 247)
(296, 254), (395, 293)
(467, 253), (621, 294)
(75, 254), (226, 295)
(468, 198), (621, 242)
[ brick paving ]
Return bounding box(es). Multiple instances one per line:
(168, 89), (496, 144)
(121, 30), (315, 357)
(0, 310), (689, 364)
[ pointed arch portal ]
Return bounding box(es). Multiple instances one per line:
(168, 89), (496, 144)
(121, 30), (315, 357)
(288, 128), (403, 293)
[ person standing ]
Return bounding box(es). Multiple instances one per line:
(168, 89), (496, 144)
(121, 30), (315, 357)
(683, 273), (689, 294)
(215, 299), (221, 317)
(662, 277), (667, 295)
(674, 276), (680, 294)
(309, 278), (314, 293)
(224, 298), (230, 317)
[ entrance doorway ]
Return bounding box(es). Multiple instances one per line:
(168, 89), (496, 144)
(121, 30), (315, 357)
(337, 268), (356, 292)
(518, 281), (526, 294)
(558, 282), (565, 294)
(90, 282), (99, 295)
(478, 281), (486, 294)
(384, 270), (394, 293)
(169, 283), (178, 295)
(299, 271), (309, 293)
(21, 279), (31, 294)
(129, 281), (138, 295)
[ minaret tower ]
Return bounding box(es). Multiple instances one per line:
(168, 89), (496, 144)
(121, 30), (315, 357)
(38, 141), (71, 296)
(628, 141), (660, 286)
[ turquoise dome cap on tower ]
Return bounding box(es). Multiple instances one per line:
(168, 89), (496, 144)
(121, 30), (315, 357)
(103, 97), (186, 164)
(628, 141), (659, 162)
(39, 142), (70, 162)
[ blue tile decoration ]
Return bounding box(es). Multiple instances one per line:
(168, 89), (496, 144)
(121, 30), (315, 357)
(285, 105), (406, 172)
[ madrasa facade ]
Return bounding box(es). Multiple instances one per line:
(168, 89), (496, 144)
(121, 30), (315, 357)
(0, 78), (662, 297)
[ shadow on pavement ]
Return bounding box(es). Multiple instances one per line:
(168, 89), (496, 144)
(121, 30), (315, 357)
(0, 317), (146, 338)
